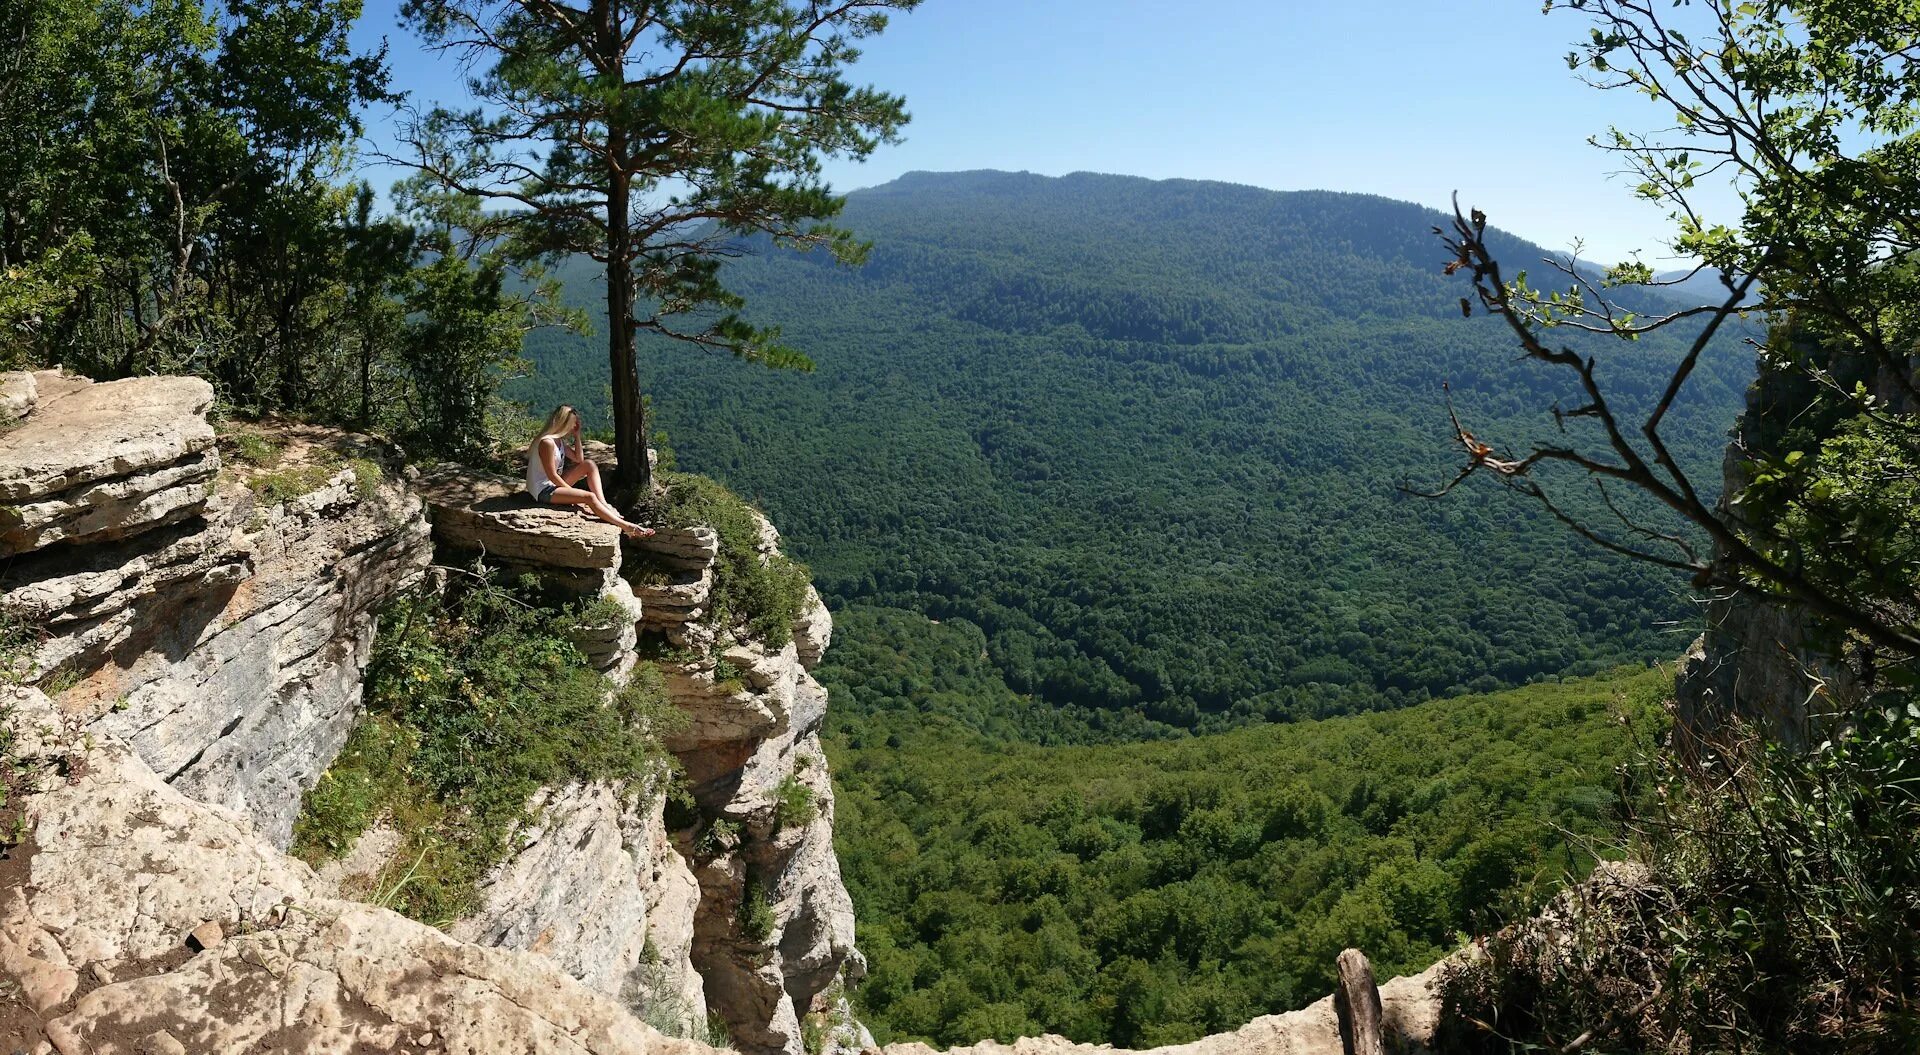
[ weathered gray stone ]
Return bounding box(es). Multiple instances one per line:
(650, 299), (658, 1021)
(0, 370), (36, 422)
(792, 586), (832, 670)
(0, 510), (244, 628)
(0, 451), (216, 556)
(0, 373), (214, 502)
(417, 465), (623, 571)
(1, 687), (723, 1055)
(631, 526), (720, 571)
(633, 565), (714, 628)
(79, 466), (431, 846)
(449, 782), (707, 1032)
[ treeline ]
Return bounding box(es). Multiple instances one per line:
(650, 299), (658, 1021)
(519, 170), (1748, 736)
(818, 625), (1670, 1048)
(0, 0), (549, 458)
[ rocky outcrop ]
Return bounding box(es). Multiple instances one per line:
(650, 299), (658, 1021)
(630, 515), (860, 1055)
(416, 466), (645, 677)
(1672, 342), (1914, 746)
(0, 686), (720, 1055)
(0, 372), (218, 556)
(410, 468), (859, 1055)
(448, 781), (708, 1037)
(0, 377), (432, 847)
(878, 966), (1443, 1055)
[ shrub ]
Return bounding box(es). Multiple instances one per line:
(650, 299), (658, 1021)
(739, 875), (777, 944)
(230, 432), (285, 467)
(772, 774), (815, 830)
(1439, 701), (1920, 1053)
(643, 471), (811, 648)
(291, 573), (681, 923)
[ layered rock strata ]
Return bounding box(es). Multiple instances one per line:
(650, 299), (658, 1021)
(630, 515), (860, 1055)
(0, 376), (431, 846)
(416, 466), (645, 677)
(0, 371), (218, 556)
(0, 686), (718, 1055)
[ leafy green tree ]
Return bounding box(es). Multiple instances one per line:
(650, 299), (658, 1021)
(396, 0), (918, 498)
(1432, 0), (1920, 661)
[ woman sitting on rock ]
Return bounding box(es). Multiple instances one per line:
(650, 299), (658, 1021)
(525, 405), (654, 538)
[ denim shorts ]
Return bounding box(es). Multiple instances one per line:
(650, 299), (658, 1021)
(534, 483), (559, 504)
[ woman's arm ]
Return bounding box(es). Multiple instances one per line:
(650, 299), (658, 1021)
(538, 436), (566, 485)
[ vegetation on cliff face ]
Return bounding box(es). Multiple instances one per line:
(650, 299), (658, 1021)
(823, 653), (1668, 1048)
(520, 171), (1748, 737)
(293, 574), (681, 923)
(643, 470), (814, 650)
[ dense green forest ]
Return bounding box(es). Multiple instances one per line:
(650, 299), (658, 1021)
(520, 170), (1748, 737)
(817, 641), (1669, 1047)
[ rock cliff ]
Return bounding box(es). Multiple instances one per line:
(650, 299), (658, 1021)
(2, 373), (432, 845)
(1674, 343), (1915, 746)
(416, 468), (860, 1055)
(2, 368), (1448, 1055)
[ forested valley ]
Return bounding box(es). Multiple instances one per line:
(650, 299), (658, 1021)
(15, 0), (1918, 1048)
(514, 171), (1756, 1045)
(519, 170), (1750, 739)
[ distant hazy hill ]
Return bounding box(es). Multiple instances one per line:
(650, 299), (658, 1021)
(518, 169), (1749, 737)
(1656, 266), (1762, 305)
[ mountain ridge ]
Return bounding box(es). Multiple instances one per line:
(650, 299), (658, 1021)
(517, 168), (1749, 738)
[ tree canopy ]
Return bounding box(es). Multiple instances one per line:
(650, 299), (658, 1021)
(397, 0), (918, 495)
(520, 170), (1753, 736)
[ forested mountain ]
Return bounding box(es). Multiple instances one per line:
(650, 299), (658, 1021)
(518, 170), (1747, 738)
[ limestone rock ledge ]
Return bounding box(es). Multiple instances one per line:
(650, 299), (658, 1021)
(878, 966), (1443, 1055)
(0, 380), (433, 848)
(416, 466), (644, 678)
(0, 371), (218, 557)
(0, 687), (720, 1055)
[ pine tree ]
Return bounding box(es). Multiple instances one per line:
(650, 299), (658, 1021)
(398, 0), (916, 500)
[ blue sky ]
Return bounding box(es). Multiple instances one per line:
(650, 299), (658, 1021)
(351, 0), (1734, 266)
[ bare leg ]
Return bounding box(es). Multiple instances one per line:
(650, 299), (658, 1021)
(561, 460), (654, 537)
(564, 459), (613, 504)
(545, 485), (653, 537)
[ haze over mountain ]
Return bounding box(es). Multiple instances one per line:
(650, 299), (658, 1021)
(518, 169), (1749, 739)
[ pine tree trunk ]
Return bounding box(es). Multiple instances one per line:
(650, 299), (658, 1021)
(605, 158), (649, 506)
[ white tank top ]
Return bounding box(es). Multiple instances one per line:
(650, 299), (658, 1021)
(525, 436), (570, 497)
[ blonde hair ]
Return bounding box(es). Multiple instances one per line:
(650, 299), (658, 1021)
(534, 404), (580, 445)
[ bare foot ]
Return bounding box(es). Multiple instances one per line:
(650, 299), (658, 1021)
(623, 524), (656, 539)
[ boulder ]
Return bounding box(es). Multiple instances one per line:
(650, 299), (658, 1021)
(632, 526), (721, 570)
(0, 373), (214, 502)
(0, 373), (220, 557)
(416, 465), (623, 572)
(0, 370), (36, 421)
